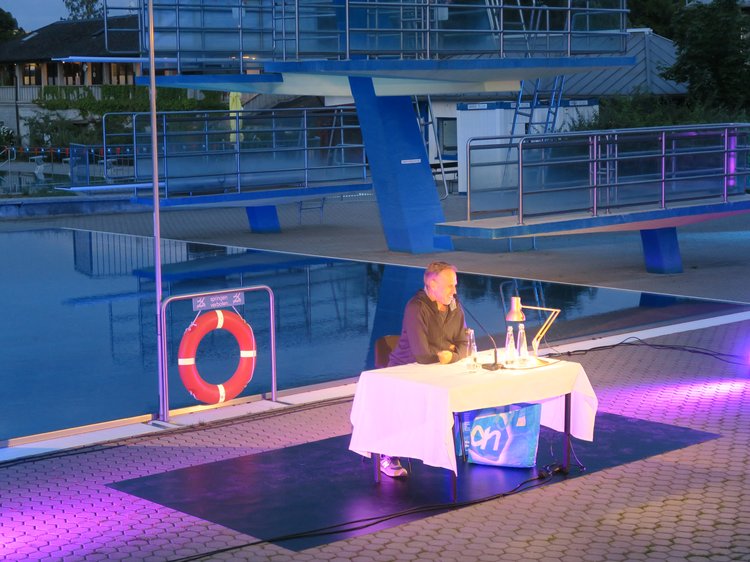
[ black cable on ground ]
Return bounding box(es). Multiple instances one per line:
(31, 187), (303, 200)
(546, 335), (748, 367)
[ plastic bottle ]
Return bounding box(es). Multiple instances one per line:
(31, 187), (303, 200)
(517, 322), (529, 364)
(465, 328), (478, 370)
(504, 325), (517, 366)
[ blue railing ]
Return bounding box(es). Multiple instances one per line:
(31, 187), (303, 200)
(100, 106), (369, 199)
(105, 0), (628, 71)
(464, 124), (750, 222)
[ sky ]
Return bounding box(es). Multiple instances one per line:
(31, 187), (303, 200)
(0, 1), (70, 32)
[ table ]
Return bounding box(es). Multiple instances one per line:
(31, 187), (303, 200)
(349, 351), (598, 478)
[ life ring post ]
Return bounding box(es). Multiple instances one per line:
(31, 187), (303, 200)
(159, 285), (277, 422)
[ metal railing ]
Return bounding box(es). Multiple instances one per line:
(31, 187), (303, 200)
(0, 146), (15, 167)
(465, 123), (750, 223)
(98, 105), (369, 198)
(105, 0), (628, 72)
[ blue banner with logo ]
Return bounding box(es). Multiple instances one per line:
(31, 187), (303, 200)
(457, 404), (541, 467)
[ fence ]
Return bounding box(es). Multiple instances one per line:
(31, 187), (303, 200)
(464, 123), (750, 222)
(105, 0), (628, 72)
(99, 106), (370, 198)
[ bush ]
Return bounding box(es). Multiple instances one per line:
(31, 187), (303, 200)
(570, 94), (750, 131)
(0, 124), (15, 145)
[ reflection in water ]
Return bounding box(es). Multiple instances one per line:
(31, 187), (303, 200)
(0, 229), (738, 442)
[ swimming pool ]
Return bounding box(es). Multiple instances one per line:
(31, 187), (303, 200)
(1, 228), (741, 443)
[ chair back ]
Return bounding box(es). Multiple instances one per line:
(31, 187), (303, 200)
(374, 335), (400, 369)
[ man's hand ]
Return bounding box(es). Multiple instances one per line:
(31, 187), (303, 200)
(437, 350), (453, 364)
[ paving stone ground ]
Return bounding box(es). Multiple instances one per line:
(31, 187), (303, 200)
(1, 196), (749, 561)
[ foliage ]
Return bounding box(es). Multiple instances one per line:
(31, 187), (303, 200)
(569, 94), (750, 131)
(63, 0), (103, 20)
(662, 0), (750, 111)
(25, 113), (101, 148)
(0, 8), (23, 41)
(626, 0), (682, 38)
(28, 86), (226, 147)
(35, 86), (226, 114)
(0, 124), (15, 145)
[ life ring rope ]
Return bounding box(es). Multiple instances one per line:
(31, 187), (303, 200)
(177, 309), (257, 404)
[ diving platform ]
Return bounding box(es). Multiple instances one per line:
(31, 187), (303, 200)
(148, 56), (634, 98)
(103, 0), (634, 254)
(436, 197), (750, 274)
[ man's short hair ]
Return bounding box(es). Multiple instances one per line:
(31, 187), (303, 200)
(424, 261), (457, 283)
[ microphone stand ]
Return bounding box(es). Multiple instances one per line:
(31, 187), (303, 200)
(456, 295), (503, 371)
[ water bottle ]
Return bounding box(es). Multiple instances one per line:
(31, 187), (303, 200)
(465, 328), (478, 370)
(517, 323), (529, 365)
(504, 325), (517, 366)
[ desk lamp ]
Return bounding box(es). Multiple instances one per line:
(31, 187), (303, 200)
(506, 296), (560, 357)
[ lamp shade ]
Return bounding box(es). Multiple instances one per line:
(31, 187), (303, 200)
(506, 296), (526, 322)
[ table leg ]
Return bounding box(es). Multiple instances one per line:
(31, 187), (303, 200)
(373, 452), (381, 483)
(454, 412), (467, 461)
(562, 393), (571, 474)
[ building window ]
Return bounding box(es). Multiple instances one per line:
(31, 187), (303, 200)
(62, 63), (84, 86)
(110, 63), (134, 85)
(22, 63), (41, 85)
(45, 63), (58, 85)
(437, 117), (457, 157)
(90, 63), (104, 85)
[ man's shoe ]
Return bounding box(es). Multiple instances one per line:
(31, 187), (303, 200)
(380, 455), (408, 478)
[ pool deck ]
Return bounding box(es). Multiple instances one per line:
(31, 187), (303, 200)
(2, 195), (750, 561)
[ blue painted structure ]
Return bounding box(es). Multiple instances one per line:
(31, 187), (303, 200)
(350, 77), (452, 252)
(105, 0), (632, 253)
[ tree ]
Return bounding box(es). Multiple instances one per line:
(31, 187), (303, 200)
(0, 8), (23, 42)
(662, 0), (750, 110)
(627, 0), (682, 38)
(63, 0), (104, 20)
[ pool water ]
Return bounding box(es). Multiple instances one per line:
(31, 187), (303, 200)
(0, 228), (741, 442)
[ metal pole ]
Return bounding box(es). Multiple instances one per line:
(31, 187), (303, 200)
(660, 130), (666, 209)
(147, 0), (167, 422)
(466, 138), (472, 220)
(517, 137), (524, 224)
(13, 67), (20, 142)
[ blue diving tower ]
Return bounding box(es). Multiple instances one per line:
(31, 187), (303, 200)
(109, 0), (633, 254)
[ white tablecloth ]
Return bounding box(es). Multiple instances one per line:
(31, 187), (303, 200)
(349, 351), (598, 474)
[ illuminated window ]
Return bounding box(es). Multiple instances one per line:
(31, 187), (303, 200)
(22, 63), (41, 85)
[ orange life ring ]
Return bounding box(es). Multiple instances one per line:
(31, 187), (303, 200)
(177, 309), (256, 404)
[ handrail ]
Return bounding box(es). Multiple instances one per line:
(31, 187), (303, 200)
(0, 146), (16, 167)
(159, 285), (277, 422)
(98, 106), (369, 197)
(465, 123), (750, 224)
(107, 0), (628, 70)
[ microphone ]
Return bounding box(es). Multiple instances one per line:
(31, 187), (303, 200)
(454, 294), (503, 371)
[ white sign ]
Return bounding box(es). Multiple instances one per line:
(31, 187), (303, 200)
(192, 291), (245, 311)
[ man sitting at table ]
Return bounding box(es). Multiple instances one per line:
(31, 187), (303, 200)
(381, 261), (469, 477)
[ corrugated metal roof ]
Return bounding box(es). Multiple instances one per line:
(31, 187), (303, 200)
(561, 29), (687, 97)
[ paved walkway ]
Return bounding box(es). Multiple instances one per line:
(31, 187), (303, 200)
(1, 196), (750, 561)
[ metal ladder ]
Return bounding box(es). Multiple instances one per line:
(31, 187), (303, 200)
(509, 75), (566, 137)
(414, 95), (450, 200)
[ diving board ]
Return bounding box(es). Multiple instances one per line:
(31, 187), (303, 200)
(436, 197), (750, 274)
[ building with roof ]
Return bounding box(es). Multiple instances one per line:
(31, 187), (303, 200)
(0, 15), (140, 143)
